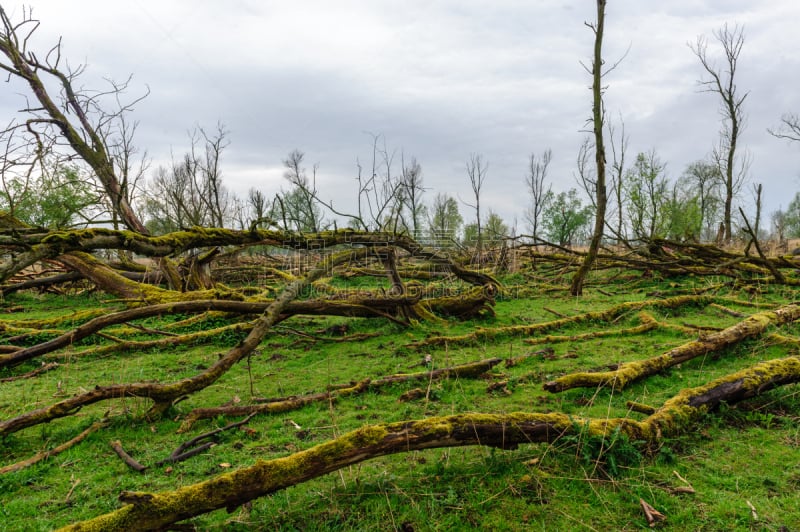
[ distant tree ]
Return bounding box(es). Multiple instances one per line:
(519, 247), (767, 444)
(464, 154), (488, 254)
(690, 23), (749, 243)
(542, 189), (592, 247)
(771, 208), (787, 244)
(463, 210), (509, 247)
(783, 192), (800, 238)
(246, 188), (270, 228)
(399, 155), (426, 237)
(664, 181), (702, 241)
(358, 133), (403, 231)
(281, 149), (324, 232)
(681, 160), (723, 241)
(624, 150), (671, 241)
(524, 149), (552, 241)
(607, 118), (629, 243)
(0, 165), (98, 228)
(427, 193), (463, 247)
(142, 126), (231, 234)
(484, 211), (510, 241)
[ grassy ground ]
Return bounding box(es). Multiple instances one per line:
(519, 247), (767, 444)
(0, 274), (799, 531)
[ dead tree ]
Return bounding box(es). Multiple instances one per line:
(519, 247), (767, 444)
(690, 23), (749, 243)
(525, 149), (552, 242)
(0, 7), (185, 288)
(571, 0), (609, 296)
(464, 153), (488, 255)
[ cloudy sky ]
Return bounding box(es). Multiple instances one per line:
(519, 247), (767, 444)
(2, 1), (799, 231)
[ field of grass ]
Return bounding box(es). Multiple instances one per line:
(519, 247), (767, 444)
(1, 273), (799, 531)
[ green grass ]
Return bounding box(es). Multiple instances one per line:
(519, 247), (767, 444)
(0, 276), (799, 531)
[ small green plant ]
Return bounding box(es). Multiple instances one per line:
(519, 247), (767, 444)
(562, 420), (643, 477)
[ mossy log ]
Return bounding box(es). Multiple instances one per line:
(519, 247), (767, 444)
(544, 303), (800, 392)
(0, 291), (493, 369)
(410, 295), (711, 349)
(60, 356), (800, 531)
(0, 228), (498, 289)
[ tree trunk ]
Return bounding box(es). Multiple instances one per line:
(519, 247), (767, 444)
(571, 0), (608, 296)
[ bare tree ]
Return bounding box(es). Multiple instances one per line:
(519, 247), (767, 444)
(768, 113), (800, 143)
(0, 7), (150, 233)
(607, 117), (629, 244)
(571, 0), (611, 296)
(525, 149), (552, 242)
(198, 124), (230, 228)
(142, 126), (230, 234)
(690, 23), (749, 243)
(105, 116), (150, 230)
(464, 153), (488, 255)
(246, 188), (270, 228)
(399, 155), (426, 237)
(271, 135), (405, 232)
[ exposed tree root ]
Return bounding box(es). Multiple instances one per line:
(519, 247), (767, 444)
(59, 356), (800, 531)
(544, 303), (800, 392)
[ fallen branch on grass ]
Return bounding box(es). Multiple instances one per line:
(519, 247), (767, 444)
(159, 414), (256, 465)
(59, 356), (800, 531)
(110, 441), (147, 473)
(544, 303), (800, 392)
(0, 362), (58, 382)
(178, 358), (502, 430)
(0, 249), (370, 436)
(0, 421), (106, 475)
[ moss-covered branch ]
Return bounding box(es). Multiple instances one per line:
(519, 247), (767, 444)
(410, 295), (711, 349)
(60, 356), (800, 531)
(544, 303), (800, 392)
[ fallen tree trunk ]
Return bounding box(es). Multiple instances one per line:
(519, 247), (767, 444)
(0, 228), (498, 290)
(0, 291), (495, 369)
(544, 303), (800, 392)
(60, 356), (800, 531)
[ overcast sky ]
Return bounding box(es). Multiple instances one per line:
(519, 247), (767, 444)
(2, 1), (800, 231)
